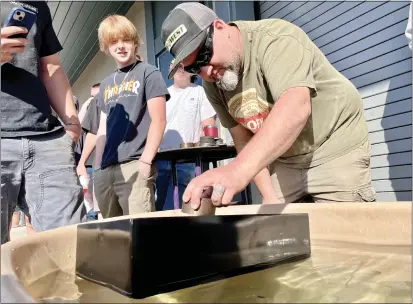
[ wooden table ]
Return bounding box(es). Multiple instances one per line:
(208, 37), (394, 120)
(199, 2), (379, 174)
(155, 145), (253, 208)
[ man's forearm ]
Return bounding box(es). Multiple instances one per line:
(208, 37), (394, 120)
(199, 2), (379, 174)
(40, 56), (78, 125)
(94, 116), (106, 169)
(140, 120), (165, 163)
(233, 139), (276, 201)
(78, 132), (97, 167)
(234, 88), (311, 181)
(94, 133), (106, 169)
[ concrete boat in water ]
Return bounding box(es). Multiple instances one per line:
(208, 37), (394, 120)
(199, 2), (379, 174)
(1, 202), (411, 303)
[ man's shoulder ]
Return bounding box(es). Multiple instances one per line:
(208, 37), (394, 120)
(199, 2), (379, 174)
(91, 96), (100, 108)
(234, 19), (304, 42)
(202, 80), (224, 103)
(101, 72), (116, 85)
(233, 19), (291, 31)
(192, 83), (208, 96)
(167, 85), (176, 93)
(202, 80), (216, 89)
(14, 1), (47, 13)
(201, 80), (217, 93)
(188, 83), (202, 90)
(186, 83), (205, 97)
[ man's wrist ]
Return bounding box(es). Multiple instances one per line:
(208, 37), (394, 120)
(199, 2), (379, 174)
(139, 152), (154, 165)
(139, 159), (152, 165)
(65, 125), (81, 141)
(64, 115), (81, 126)
(65, 122), (81, 128)
(65, 122), (81, 136)
(232, 156), (256, 184)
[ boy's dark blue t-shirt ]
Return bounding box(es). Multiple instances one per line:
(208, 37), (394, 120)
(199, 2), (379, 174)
(98, 61), (170, 169)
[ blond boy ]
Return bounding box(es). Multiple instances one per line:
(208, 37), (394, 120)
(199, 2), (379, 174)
(94, 15), (169, 217)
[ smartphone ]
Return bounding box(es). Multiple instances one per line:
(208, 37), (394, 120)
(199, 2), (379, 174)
(4, 7), (37, 38)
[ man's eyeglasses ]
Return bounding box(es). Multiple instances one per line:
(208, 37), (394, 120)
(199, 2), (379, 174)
(183, 25), (214, 75)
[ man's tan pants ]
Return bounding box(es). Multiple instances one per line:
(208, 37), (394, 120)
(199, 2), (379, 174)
(270, 139), (377, 203)
(94, 160), (157, 218)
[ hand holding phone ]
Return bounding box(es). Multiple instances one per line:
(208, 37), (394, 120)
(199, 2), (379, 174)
(1, 7), (37, 63)
(1, 26), (28, 63)
(4, 7), (37, 38)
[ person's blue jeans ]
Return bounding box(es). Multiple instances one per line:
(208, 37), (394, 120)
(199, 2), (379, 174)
(1, 130), (86, 244)
(155, 161), (195, 211)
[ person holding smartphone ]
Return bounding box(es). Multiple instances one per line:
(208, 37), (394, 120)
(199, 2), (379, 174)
(1, 1), (85, 244)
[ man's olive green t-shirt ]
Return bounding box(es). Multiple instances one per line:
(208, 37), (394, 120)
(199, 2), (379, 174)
(203, 19), (369, 168)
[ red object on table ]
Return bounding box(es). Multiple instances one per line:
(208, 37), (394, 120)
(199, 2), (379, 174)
(204, 125), (218, 138)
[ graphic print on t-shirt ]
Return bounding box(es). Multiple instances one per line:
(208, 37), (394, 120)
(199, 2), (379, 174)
(227, 88), (272, 133)
(103, 78), (141, 105)
(98, 62), (170, 169)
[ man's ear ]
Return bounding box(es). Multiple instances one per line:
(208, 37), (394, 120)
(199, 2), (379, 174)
(213, 19), (226, 30)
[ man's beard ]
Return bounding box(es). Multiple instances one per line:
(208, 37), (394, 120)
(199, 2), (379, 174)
(216, 69), (239, 91)
(216, 54), (241, 91)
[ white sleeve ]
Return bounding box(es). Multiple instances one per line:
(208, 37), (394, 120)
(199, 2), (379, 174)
(199, 87), (216, 122)
(406, 2), (412, 50)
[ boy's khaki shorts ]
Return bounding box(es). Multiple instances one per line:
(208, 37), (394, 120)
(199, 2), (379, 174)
(269, 139), (376, 203)
(94, 160), (157, 218)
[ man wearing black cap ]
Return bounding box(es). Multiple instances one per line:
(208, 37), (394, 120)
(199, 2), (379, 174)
(161, 2), (375, 210)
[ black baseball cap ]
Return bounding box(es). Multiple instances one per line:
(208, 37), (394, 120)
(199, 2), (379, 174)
(161, 2), (217, 79)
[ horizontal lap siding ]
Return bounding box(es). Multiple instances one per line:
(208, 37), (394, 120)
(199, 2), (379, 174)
(258, 1), (412, 201)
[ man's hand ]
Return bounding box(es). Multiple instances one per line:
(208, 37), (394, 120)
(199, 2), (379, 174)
(229, 125), (281, 205)
(64, 122), (81, 144)
(1, 26), (28, 63)
(77, 161), (88, 177)
(138, 160), (151, 178)
(40, 53), (81, 145)
(182, 162), (250, 210)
